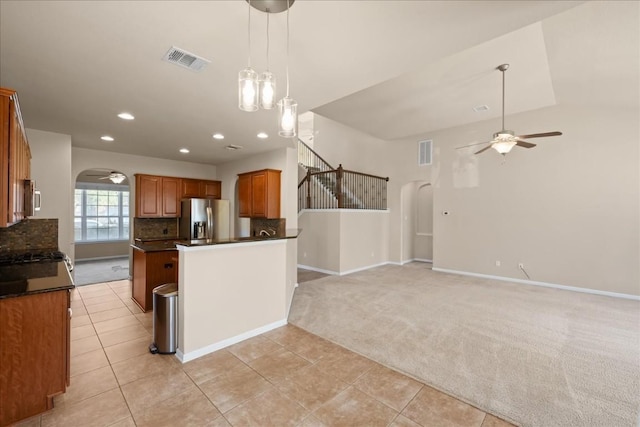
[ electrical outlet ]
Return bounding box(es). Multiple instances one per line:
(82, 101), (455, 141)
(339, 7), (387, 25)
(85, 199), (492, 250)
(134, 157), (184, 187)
(495, 260), (501, 267)
(518, 263), (524, 269)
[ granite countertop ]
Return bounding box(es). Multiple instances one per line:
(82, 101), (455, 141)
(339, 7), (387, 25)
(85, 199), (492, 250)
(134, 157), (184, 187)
(132, 229), (301, 252)
(0, 261), (74, 299)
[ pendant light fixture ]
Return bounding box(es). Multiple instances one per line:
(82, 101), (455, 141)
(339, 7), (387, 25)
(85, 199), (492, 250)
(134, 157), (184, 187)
(238, 0), (258, 112)
(277, 0), (297, 137)
(259, 12), (276, 109)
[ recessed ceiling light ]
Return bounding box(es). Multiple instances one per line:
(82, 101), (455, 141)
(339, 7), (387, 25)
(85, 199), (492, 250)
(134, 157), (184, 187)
(100, 135), (114, 142)
(212, 133), (225, 140)
(179, 148), (190, 153)
(257, 132), (268, 139)
(117, 112), (135, 120)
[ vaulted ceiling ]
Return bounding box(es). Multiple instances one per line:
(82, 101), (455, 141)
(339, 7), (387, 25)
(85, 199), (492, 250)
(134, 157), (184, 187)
(0, 1), (636, 165)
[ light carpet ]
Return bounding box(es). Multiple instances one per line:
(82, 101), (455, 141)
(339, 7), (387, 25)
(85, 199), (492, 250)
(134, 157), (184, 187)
(73, 256), (130, 286)
(288, 262), (640, 427)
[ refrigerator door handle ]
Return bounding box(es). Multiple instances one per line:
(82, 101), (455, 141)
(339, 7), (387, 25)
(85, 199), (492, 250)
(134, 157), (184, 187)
(206, 206), (213, 239)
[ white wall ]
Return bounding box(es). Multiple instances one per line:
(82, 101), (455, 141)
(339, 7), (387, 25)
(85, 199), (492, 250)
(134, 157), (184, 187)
(297, 211), (341, 272)
(298, 210), (389, 275)
(26, 129), (73, 255)
(178, 240), (288, 360)
(429, 104), (639, 295)
(311, 100), (639, 296)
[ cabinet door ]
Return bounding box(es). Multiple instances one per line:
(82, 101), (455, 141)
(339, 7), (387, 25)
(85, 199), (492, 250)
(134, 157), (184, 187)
(162, 177), (181, 217)
(135, 175), (161, 217)
(201, 180), (221, 199)
(264, 170), (281, 219)
(251, 172), (267, 218)
(0, 96), (10, 226)
(181, 179), (201, 198)
(8, 99), (19, 223)
(0, 291), (68, 425)
(238, 174), (252, 217)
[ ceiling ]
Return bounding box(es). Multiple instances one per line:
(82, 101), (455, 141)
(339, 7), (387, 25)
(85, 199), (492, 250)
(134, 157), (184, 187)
(1, 1), (634, 166)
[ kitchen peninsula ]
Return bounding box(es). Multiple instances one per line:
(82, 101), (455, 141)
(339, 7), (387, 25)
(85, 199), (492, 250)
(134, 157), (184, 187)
(132, 230), (300, 362)
(175, 230), (299, 362)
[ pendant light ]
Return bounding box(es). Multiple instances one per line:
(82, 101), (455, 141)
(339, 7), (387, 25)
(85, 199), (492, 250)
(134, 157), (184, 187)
(277, 0), (297, 137)
(238, 0), (258, 112)
(259, 12), (276, 109)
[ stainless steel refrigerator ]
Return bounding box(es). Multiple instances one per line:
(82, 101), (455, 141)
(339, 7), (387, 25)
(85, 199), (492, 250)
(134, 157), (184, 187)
(179, 199), (230, 240)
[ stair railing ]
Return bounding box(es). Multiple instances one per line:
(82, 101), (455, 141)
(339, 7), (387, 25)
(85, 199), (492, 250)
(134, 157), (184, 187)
(298, 139), (333, 173)
(298, 164), (388, 211)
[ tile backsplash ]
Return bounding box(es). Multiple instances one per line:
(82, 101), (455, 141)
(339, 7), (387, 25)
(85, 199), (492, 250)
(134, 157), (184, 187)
(0, 219), (58, 253)
(133, 218), (179, 240)
(249, 218), (286, 237)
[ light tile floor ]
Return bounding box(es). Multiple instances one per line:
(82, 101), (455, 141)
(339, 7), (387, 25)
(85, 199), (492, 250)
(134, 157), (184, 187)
(14, 280), (516, 427)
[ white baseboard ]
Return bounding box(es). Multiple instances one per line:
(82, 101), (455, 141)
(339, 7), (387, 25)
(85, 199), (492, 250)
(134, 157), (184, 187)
(396, 258), (432, 265)
(298, 262), (389, 276)
(297, 264), (338, 275)
(299, 261), (422, 276)
(339, 261), (390, 276)
(176, 318), (288, 363)
(432, 267), (640, 301)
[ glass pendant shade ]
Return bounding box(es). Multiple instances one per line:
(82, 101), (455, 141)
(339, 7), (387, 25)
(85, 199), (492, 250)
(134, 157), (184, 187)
(259, 71), (276, 110)
(278, 96), (297, 137)
(238, 68), (259, 112)
(492, 135), (517, 154)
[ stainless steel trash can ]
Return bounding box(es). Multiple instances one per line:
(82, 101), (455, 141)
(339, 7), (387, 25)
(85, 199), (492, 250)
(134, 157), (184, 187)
(149, 283), (178, 354)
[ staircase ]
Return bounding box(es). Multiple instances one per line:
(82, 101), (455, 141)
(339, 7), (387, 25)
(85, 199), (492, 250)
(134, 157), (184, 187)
(297, 139), (388, 212)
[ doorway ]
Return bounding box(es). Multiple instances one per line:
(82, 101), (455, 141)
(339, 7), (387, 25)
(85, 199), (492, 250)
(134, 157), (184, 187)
(73, 169), (131, 286)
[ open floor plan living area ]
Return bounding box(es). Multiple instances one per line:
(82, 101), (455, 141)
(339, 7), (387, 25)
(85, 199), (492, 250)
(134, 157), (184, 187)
(12, 262), (639, 427)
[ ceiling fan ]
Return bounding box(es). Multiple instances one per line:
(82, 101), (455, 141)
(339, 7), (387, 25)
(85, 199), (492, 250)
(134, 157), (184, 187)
(461, 64), (562, 156)
(85, 171), (127, 184)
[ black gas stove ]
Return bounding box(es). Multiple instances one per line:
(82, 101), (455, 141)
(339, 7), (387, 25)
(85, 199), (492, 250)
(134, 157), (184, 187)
(0, 250), (66, 266)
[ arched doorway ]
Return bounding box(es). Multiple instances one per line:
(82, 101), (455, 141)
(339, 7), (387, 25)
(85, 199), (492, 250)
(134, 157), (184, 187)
(73, 169), (131, 285)
(400, 181), (432, 264)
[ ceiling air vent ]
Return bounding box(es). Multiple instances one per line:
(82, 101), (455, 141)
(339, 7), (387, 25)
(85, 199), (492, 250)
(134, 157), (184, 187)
(473, 105), (490, 112)
(418, 140), (432, 166)
(162, 46), (211, 72)
(225, 144), (243, 150)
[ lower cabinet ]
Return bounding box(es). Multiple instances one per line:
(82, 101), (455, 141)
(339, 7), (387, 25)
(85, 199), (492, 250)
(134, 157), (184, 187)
(132, 248), (178, 312)
(0, 290), (70, 426)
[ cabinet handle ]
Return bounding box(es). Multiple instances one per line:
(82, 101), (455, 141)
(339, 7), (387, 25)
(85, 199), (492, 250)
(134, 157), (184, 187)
(164, 263), (173, 269)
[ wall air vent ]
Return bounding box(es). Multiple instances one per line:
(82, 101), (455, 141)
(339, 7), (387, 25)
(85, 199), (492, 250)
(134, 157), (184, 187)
(225, 144), (243, 150)
(162, 46), (211, 72)
(418, 139), (432, 166)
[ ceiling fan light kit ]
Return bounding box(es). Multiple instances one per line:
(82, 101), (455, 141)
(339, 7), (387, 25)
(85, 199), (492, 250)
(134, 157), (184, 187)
(461, 63), (563, 157)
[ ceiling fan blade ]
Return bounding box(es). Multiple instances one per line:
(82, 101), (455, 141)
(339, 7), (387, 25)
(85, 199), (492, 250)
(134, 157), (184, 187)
(474, 145), (493, 155)
(516, 131), (562, 139)
(456, 141), (491, 150)
(516, 140), (536, 149)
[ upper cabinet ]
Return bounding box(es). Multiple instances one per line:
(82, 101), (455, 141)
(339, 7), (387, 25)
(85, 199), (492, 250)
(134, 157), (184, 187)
(181, 178), (221, 199)
(0, 88), (31, 227)
(135, 174), (181, 218)
(238, 169), (281, 219)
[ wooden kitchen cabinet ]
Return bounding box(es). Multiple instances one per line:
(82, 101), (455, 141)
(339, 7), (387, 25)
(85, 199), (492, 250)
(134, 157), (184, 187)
(238, 169), (281, 218)
(132, 248), (178, 312)
(0, 290), (70, 426)
(134, 174), (181, 218)
(0, 88), (31, 227)
(181, 178), (221, 199)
